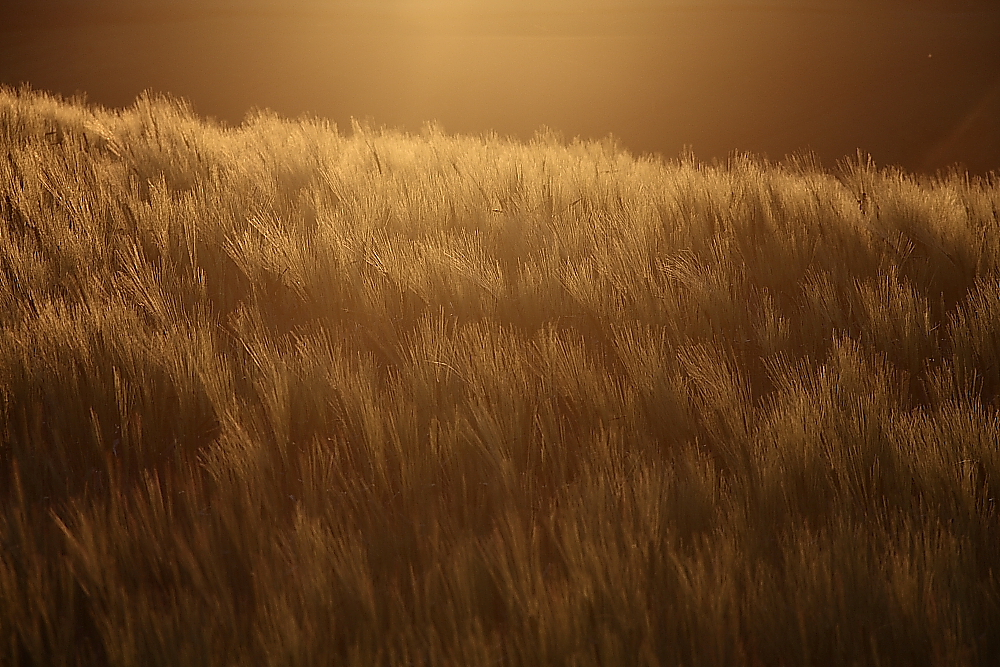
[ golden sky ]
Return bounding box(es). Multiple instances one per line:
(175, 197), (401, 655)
(1, 0), (998, 172)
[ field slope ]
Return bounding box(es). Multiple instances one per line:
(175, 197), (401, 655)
(1, 87), (999, 665)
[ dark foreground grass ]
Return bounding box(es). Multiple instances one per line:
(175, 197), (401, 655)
(1, 86), (998, 666)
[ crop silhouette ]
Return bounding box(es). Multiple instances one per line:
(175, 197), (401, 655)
(0, 86), (998, 665)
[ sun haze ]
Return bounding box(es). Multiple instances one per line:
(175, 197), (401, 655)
(1, 0), (997, 172)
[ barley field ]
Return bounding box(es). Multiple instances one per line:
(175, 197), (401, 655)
(1, 86), (998, 665)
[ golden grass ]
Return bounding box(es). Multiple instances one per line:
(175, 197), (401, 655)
(1, 85), (998, 665)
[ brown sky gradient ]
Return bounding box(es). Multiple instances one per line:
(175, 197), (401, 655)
(2, 0), (998, 173)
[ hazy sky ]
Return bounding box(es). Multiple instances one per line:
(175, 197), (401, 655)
(2, 0), (998, 172)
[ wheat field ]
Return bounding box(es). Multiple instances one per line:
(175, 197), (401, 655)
(1, 86), (998, 665)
